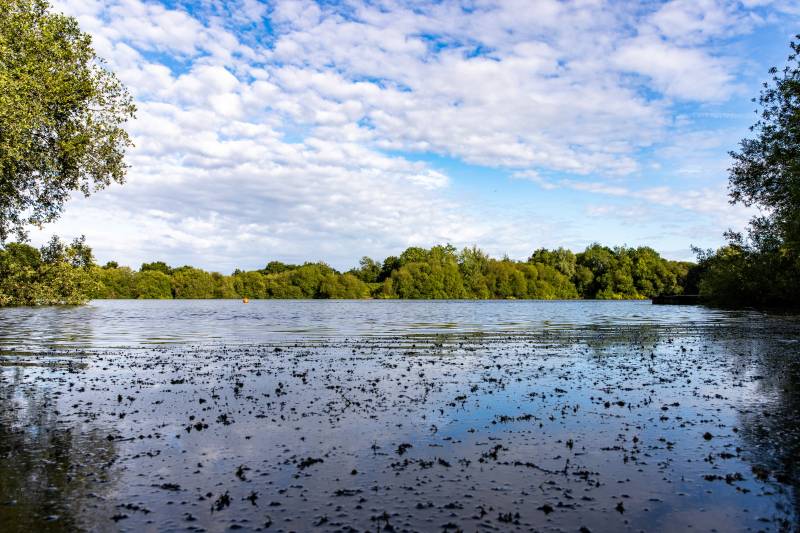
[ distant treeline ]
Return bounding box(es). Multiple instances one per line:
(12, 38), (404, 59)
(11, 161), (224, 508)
(0, 239), (698, 306)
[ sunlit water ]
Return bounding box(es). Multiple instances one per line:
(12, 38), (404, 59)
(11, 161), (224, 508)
(1, 300), (798, 532)
(0, 299), (769, 350)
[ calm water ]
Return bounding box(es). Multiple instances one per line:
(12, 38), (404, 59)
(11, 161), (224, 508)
(1, 300), (799, 532)
(0, 299), (766, 350)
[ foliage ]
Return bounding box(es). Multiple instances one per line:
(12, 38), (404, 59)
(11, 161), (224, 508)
(131, 270), (172, 299)
(140, 261), (172, 276)
(171, 267), (214, 299)
(698, 36), (800, 308)
(349, 257), (381, 283)
(232, 270), (266, 299)
(0, 0), (135, 241)
(319, 273), (370, 299)
(728, 37), (800, 255)
(212, 272), (237, 299)
(571, 244), (681, 300)
(0, 239), (694, 306)
(0, 237), (96, 305)
(261, 261), (297, 275)
(92, 265), (134, 298)
(695, 244), (800, 308)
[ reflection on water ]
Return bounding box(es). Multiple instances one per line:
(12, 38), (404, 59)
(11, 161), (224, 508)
(0, 367), (118, 532)
(0, 300), (798, 532)
(0, 299), (763, 351)
(734, 333), (800, 529)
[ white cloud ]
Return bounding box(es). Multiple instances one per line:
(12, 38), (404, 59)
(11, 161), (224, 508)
(522, 174), (753, 229)
(648, 0), (759, 45)
(613, 35), (736, 101)
(36, 0), (797, 269)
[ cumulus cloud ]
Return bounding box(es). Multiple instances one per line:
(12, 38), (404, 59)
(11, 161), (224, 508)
(35, 0), (798, 269)
(613, 36), (736, 100)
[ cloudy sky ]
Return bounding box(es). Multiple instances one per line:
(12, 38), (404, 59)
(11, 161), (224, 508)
(41, 0), (800, 271)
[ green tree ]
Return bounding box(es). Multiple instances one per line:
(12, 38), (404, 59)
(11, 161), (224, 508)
(36, 259), (97, 304)
(0, 238), (96, 305)
(171, 266), (214, 299)
(262, 261), (297, 275)
(132, 270), (172, 299)
(378, 255), (401, 282)
(629, 246), (679, 297)
(319, 273), (370, 298)
(531, 263), (578, 299)
(458, 246), (490, 299)
(3, 242), (699, 305)
(399, 246), (429, 266)
(288, 263), (336, 298)
(140, 261), (172, 276)
(429, 244), (458, 264)
(212, 272), (237, 298)
(572, 265), (594, 297)
(697, 37), (800, 307)
(350, 256), (381, 283)
(529, 247), (576, 278)
(728, 36), (800, 255)
(485, 260), (527, 299)
(391, 263), (428, 298)
(93, 265), (134, 298)
(696, 246), (749, 307)
(0, 0), (135, 241)
(0, 242), (41, 304)
(265, 274), (304, 298)
(576, 244), (616, 298)
(232, 271), (266, 298)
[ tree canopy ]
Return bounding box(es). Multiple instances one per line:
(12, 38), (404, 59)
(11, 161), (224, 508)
(728, 37), (800, 254)
(699, 36), (800, 308)
(0, 236), (96, 305)
(0, 0), (135, 241)
(1, 240), (696, 306)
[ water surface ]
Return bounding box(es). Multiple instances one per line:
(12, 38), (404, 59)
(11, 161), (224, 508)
(0, 299), (767, 350)
(0, 300), (798, 532)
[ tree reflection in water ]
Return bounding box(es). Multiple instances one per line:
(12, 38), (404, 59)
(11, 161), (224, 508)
(735, 331), (800, 530)
(0, 364), (119, 532)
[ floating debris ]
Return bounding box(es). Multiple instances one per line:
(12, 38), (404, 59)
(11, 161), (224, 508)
(0, 301), (798, 531)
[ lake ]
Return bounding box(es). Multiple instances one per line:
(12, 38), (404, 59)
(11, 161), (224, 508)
(1, 300), (798, 532)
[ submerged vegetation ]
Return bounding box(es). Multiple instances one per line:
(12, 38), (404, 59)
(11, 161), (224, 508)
(0, 240), (695, 305)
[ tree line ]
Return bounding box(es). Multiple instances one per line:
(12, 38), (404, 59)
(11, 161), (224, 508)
(0, 240), (698, 305)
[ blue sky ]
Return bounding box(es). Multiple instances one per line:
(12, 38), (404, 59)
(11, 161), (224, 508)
(43, 0), (800, 271)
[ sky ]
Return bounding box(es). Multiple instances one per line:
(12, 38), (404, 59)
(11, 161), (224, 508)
(39, 0), (800, 272)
